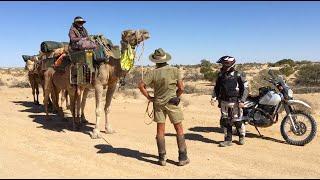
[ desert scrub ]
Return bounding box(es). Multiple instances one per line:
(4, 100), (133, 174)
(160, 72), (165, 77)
(183, 68), (204, 82)
(295, 64), (320, 86)
(10, 79), (30, 88)
(279, 66), (295, 77)
(0, 78), (6, 86)
(249, 69), (282, 96)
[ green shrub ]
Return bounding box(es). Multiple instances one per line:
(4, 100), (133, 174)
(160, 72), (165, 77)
(296, 64), (320, 86)
(279, 66), (295, 77)
(250, 69), (281, 96)
(273, 59), (296, 67)
(203, 71), (219, 82)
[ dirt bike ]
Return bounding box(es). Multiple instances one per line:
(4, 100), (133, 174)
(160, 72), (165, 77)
(242, 69), (317, 146)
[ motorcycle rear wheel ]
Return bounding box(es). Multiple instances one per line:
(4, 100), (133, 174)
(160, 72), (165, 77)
(280, 110), (317, 146)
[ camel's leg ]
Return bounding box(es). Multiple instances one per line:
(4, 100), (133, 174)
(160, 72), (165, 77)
(29, 74), (36, 104)
(75, 87), (82, 129)
(104, 83), (117, 134)
(91, 84), (104, 139)
(80, 88), (89, 123)
(68, 88), (76, 130)
(60, 89), (67, 110)
(35, 80), (40, 105)
(52, 85), (64, 119)
(41, 77), (51, 107)
(43, 72), (52, 120)
(65, 90), (70, 110)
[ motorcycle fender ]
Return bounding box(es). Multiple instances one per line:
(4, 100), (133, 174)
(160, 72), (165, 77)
(288, 99), (312, 109)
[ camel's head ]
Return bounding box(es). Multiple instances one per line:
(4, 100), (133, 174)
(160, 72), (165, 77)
(22, 55), (38, 71)
(121, 29), (150, 48)
(119, 30), (150, 72)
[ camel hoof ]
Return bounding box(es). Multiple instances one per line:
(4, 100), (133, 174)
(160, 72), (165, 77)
(58, 111), (64, 119)
(90, 129), (101, 139)
(81, 115), (88, 124)
(72, 125), (76, 131)
(104, 128), (116, 134)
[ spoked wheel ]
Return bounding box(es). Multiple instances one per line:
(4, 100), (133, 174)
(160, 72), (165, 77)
(280, 110), (317, 146)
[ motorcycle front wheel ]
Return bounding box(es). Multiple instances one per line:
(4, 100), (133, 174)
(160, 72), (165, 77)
(280, 110), (317, 146)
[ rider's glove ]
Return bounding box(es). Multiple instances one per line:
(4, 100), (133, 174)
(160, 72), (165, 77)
(210, 97), (217, 106)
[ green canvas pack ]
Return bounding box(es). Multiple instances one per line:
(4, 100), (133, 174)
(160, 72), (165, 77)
(69, 50), (95, 72)
(69, 50), (95, 85)
(22, 55), (33, 62)
(41, 41), (65, 53)
(70, 63), (93, 85)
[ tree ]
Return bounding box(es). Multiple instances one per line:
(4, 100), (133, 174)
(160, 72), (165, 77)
(199, 59), (219, 82)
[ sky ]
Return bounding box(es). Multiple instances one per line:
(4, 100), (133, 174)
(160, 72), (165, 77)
(0, 1), (319, 67)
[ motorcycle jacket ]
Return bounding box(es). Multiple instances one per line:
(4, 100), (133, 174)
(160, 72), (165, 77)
(212, 67), (249, 103)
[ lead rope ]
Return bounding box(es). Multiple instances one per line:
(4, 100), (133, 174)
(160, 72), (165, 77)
(136, 40), (153, 125)
(144, 100), (154, 125)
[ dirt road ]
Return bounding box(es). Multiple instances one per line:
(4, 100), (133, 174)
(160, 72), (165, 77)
(0, 87), (319, 178)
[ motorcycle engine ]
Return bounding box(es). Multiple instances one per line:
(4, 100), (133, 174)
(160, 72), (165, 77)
(250, 106), (274, 127)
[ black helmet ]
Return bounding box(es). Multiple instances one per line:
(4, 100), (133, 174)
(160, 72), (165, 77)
(217, 55), (236, 67)
(74, 16), (86, 23)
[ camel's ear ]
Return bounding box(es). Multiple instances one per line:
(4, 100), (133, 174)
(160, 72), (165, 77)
(22, 55), (31, 62)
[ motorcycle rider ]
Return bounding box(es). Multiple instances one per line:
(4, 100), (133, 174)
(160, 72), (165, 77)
(211, 56), (249, 147)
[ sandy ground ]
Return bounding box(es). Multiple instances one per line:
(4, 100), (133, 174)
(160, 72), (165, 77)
(0, 87), (320, 178)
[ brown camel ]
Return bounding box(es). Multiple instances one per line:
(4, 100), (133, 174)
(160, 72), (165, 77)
(23, 55), (41, 105)
(39, 46), (70, 117)
(44, 30), (150, 133)
(90, 30), (150, 138)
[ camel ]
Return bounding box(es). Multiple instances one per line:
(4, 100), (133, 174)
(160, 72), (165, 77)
(90, 30), (150, 138)
(23, 54), (65, 110)
(44, 30), (150, 133)
(23, 55), (41, 105)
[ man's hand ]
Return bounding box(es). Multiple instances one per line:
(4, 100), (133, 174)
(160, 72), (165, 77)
(238, 102), (245, 108)
(210, 97), (217, 106)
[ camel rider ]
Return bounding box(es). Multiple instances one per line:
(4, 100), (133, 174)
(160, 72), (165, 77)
(138, 48), (190, 166)
(69, 16), (89, 51)
(54, 16), (90, 68)
(211, 56), (249, 147)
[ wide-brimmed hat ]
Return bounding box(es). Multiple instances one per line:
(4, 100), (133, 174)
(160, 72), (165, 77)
(74, 16), (86, 23)
(149, 48), (171, 63)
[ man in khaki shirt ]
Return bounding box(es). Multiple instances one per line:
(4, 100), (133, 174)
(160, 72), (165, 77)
(138, 48), (190, 166)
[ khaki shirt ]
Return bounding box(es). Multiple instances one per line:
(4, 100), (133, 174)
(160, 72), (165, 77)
(144, 65), (182, 106)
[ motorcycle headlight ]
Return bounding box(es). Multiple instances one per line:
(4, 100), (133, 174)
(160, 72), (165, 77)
(288, 89), (294, 98)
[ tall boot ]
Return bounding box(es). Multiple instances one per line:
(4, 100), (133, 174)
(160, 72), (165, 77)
(219, 123), (233, 147)
(176, 135), (190, 166)
(156, 136), (166, 166)
(235, 121), (246, 145)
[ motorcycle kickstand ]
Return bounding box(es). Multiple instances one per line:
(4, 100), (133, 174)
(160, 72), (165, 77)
(254, 126), (263, 137)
